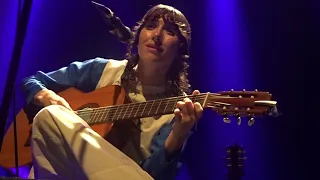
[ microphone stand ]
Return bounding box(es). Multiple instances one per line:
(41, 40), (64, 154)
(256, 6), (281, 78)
(0, 0), (33, 176)
(91, 1), (133, 43)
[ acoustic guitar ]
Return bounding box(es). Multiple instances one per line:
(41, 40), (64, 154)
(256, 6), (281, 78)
(225, 142), (246, 180)
(0, 85), (277, 169)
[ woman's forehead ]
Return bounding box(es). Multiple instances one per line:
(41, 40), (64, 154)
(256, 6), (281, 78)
(147, 17), (175, 25)
(145, 17), (182, 30)
(141, 10), (190, 40)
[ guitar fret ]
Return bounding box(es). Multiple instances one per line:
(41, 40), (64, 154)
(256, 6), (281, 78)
(101, 108), (109, 123)
(122, 104), (129, 120)
(92, 109), (98, 123)
(89, 111), (94, 124)
(163, 100), (169, 114)
(94, 109), (99, 123)
(170, 100), (177, 113)
(96, 109), (100, 123)
(96, 109), (101, 123)
(97, 108), (103, 123)
(134, 103), (141, 119)
(111, 107), (118, 122)
(155, 100), (161, 115)
(148, 101), (154, 116)
(141, 102), (147, 117)
(117, 106), (124, 121)
(127, 105), (134, 120)
(107, 109), (112, 122)
(192, 96), (198, 103)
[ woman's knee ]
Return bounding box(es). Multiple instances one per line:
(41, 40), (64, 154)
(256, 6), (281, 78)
(32, 105), (62, 129)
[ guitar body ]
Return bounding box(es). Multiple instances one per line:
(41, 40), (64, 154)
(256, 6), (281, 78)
(0, 85), (131, 169)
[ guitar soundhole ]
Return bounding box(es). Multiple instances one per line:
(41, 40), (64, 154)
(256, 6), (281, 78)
(76, 103), (100, 110)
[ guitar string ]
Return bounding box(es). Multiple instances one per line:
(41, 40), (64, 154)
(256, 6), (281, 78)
(76, 93), (227, 112)
(78, 97), (208, 114)
(83, 96), (207, 124)
(84, 100), (233, 125)
(76, 94), (210, 116)
(75, 93), (234, 118)
(75, 94), (232, 124)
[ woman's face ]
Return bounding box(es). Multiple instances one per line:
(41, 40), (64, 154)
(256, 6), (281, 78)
(138, 18), (180, 66)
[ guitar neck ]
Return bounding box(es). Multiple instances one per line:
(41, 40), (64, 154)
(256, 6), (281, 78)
(85, 93), (209, 125)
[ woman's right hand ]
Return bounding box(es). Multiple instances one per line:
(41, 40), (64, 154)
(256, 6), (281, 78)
(34, 89), (73, 111)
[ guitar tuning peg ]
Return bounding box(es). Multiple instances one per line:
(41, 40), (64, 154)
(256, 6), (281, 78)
(248, 117), (255, 126)
(237, 116), (241, 125)
(223, 117), (231, 123)
(222, 112), (231, 123)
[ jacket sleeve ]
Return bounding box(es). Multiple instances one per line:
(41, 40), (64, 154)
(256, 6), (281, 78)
(21, 58), (108, 105)
(140, 120), (193, 180)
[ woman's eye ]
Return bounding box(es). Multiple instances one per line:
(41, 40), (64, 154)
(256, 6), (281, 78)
(166, 29), (175, 35)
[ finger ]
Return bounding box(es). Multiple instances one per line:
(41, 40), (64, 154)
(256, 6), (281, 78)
(184, 98), (195, 120)
(194, 102), (203, 120)
(192, 90), (200, 95)
(58, 98), (73, 111)
(48, 96), (61, 106)
(57, 96), (75, 113)
(176, 101), (188, 117)
(174, 108), (182, 120)
(49, 100), (58, 106)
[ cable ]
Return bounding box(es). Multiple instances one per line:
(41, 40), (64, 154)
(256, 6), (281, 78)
(13, 86), (19, 176)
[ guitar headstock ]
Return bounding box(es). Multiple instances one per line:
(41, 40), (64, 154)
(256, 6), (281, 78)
(225, 142), (246, 179)
(205, 89), (278, 126)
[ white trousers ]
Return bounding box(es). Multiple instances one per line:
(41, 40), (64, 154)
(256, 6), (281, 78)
(29, 105), (154, 180)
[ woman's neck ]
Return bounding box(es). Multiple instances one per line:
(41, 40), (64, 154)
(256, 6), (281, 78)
(136, 60), (169, 86)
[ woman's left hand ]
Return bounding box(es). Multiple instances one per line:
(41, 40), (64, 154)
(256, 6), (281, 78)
(165, 90), (203, 153)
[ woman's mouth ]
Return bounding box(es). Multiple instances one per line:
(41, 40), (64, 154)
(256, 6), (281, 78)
(146, 44), (163, 53)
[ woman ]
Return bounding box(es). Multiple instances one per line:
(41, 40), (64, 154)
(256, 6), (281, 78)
(22, 4), (203, 180)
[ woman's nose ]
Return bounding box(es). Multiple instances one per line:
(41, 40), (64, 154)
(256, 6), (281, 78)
(152, 28), (163, 44)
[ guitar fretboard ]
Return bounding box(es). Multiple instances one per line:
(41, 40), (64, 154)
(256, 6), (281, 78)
(86, 94), (208, 125)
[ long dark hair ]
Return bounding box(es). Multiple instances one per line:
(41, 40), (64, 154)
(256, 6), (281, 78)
(120, 4), (192, 96)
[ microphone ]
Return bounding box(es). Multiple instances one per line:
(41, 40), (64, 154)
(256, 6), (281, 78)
(91, 1), (133, 43)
